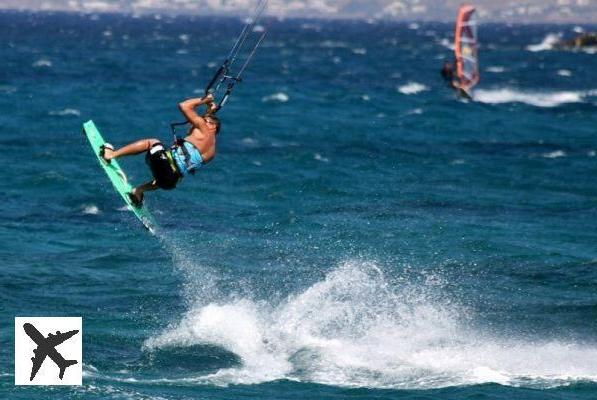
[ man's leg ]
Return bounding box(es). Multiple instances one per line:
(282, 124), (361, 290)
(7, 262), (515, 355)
(103, 138), (160, 161)
(129, 180), (158, 206)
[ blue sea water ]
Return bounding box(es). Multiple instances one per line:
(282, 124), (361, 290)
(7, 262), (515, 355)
(1, 10), (597, 399)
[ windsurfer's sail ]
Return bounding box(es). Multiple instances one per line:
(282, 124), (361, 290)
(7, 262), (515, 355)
(454, 4), (479, 93)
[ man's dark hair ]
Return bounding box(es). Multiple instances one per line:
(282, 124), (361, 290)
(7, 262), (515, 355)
(206, 115), (221, 134)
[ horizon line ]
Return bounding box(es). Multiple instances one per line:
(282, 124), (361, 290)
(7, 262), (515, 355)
(1, 6), (596, 25)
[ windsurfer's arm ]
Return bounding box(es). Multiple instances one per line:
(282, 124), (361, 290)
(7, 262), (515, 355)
(178, 95), (214, 131)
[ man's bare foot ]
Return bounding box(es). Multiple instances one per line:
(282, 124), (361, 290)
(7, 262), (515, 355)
(128, 189), (144, 208)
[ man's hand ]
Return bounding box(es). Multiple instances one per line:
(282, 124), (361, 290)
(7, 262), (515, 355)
(206, 102), (218, 115)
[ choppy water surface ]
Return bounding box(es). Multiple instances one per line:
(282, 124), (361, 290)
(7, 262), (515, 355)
(1, 11), (596, 399)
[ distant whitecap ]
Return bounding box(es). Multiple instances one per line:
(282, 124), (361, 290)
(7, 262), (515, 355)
(352, 48), (367, 55)
(408, 23), (419, 30)
(262, 93), (289, 103)
(588, 150), (596, 157)
(526, 33), (561, 52)
(49, 108), (81, 117)
(557, 69), (572, 77)
(543, 150), (566, 159)
(32, 59), (52, 68)
(82, 205), (100, 215)
(179, 34), (190, 44)
(439, 38), (455, 51)
(314, 153), (329, 163)
(242, 137), (258, 146)
(474, 88), (583, 107)
(398, 82), (429, 95)
(486, 66), (505, 73)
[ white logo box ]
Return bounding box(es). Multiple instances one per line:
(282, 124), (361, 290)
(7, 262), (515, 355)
(15, 317), (82, 386)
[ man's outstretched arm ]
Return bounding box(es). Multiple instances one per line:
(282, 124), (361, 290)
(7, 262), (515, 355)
(178, 95), (215, 132)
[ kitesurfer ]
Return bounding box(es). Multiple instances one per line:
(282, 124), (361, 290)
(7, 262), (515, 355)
(99, 94), (220, 207)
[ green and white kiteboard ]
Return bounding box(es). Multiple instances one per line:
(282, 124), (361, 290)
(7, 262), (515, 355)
(83, 120), (157, 234)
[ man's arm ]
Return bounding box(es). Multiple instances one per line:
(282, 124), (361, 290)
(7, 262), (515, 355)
(178, 95), (214, 132)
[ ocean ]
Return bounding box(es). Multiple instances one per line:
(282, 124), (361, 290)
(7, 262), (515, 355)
(1, 10), (596, 399)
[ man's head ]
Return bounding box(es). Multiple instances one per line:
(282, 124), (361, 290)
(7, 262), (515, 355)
(204, 115), (221, 135)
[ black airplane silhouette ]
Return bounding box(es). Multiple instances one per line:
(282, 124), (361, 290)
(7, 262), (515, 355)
(23, 323), (79, 381)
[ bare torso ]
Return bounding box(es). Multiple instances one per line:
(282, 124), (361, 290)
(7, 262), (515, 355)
(185, 127), (216, 163)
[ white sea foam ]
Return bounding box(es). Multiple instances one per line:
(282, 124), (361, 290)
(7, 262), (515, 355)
(49, 108), (81, 117)
(439, 38), (454, 51)
(543, 150), (566, 159)
(352, 48), (367, 55)
(403, 108), (423, 116)
(313, 153), (329, 163)
(398, 82), (428, 95)
(179, 34), (190, 44)
(408, 23), (419, 30)
(145, 260), (597, 389)
(588, 150), (596, 157)
(262, 92), (289, 103)
(557, 69), (572, 77)
(474, 88), (586, 107)
(0, 85), (17, 94)
(32, 59), (52, 68)
(82, 204), (100, 215)
(486, 66), (505, 73)
(526, 33), (562, 52)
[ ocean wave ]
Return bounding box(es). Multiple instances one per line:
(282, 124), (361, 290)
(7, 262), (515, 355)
(526, 33), (562, 52)
(438, 38), (454, 51)
(557, 69), (572, 77)
(398, 82), (428, 95)
(486, 66), (505, 73)
(81, 204), (100, 215)
(474, 88), (587, 107)
(262, 92), (289, 103)
(49, 108), (81, 117)
(32, 59), (52, 68)
(543, 150), (566, 159)
(144, 260), (597, 389)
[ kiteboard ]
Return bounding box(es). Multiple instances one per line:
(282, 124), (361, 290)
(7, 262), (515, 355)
(83, 120), (157, 234)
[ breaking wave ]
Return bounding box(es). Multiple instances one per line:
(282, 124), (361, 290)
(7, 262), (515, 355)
(526, 33), (562, 52)
(398, 82), (428, 95)
(144, 259), (597, 389)
(474, 88), (589, 107)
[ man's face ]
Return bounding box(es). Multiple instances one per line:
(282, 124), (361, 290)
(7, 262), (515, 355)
(204, 117), (219, 134)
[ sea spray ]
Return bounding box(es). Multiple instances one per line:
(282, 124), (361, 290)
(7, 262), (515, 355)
(144, 259), (597, 389)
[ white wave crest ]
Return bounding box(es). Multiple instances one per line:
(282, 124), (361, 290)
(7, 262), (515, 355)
(262, 92), (289, 103)
(32, 59), (52, 68)
(144, 260), (597, 389)
(49, 108), (81, 117)
(543, 150), (566, 159)
(486, 66), (505, 73)
(557, 69), (572, 77)
(439, 38), (454, 51)
(82, 204), (100, 215)
(474, 88), (586, 107)
(398, 82), (428, 95)
(526, 33), (562, 52)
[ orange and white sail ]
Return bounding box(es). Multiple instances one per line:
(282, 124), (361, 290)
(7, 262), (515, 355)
(454, 4), (479, 92)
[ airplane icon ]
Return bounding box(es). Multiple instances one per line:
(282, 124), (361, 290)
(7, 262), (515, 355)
(23, 322), (79, 381)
